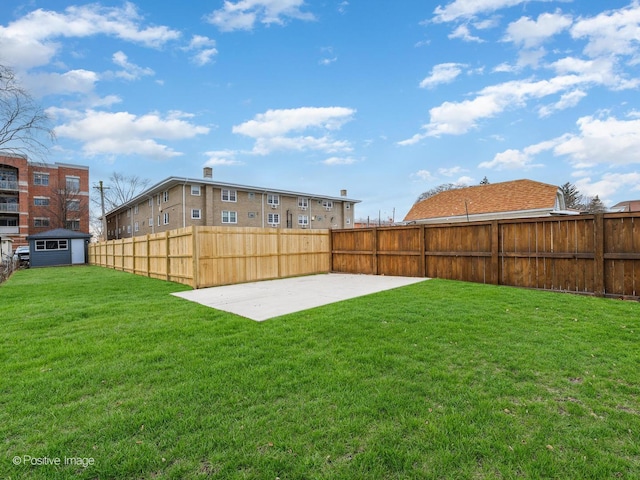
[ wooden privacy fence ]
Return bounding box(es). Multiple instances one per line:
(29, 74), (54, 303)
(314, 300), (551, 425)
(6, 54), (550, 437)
(330, 213), (640, 300)
(89, 226), (330, 288)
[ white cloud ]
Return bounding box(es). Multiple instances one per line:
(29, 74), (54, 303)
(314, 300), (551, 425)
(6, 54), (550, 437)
(204, 150), (243, 166)
(412, 170), (434, 181)
(504, 11), (572, 48)
(111, 51), (155, 81)
(553, 115), (640, 165)
(24, 69), (99, 97)
(50, 108), (210, 160)
(420, 63), (466, 88)
(0, 3), (180, 70)
(205, 0), (315, 32)
(479, 149), (533, 170)
(448, 24), (483, 42)
(401, 58), (639, 145)
(571, 2), (640, 58)
(438, 166), (466, 176)
(481, 114), (640, 172)
(575, 173), (640, 203)
(322, 156), (357, 165)
(433, 0), (553, 23)
(183, 35), (218, 66)
(479, 138), (556, 169)
(538, 89), (586, 117)
(456, 175), (475, 185)
(232, 107), (355, 154)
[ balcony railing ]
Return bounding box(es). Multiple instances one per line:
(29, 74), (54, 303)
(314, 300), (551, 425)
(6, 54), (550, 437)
(0, 180), (19, 190)
(0, 203), (19, 213)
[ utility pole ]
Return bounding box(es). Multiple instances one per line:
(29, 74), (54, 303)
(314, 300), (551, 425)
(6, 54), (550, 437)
(93, 181), (110, 241)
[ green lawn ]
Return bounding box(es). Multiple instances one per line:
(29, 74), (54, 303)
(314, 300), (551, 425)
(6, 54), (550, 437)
(1, 266), (639, 479)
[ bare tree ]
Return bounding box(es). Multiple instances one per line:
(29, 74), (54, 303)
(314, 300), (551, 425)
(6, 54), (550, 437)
(91, 172), (150, 240)
(415, 182), (467, 204)
(44, 180), (89, 230)
(95, 172), (151, 212)
(0, 64), (55, 159)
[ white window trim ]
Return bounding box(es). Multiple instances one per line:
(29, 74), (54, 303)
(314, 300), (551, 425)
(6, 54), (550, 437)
(163, 212), (169, 225)
(267, 213), (280, 225)
(267, 194), (280, 206)
(221, 189), (237, 202)
(298, 214), (309, 226)
(222, 210), (237, 224)
(191, 185), (201, 196)
(191, 209), (201, 220)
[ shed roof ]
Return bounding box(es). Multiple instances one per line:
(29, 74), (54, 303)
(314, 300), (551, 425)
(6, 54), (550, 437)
(27, 228), (92, 240)
(404, 179), (563, 222)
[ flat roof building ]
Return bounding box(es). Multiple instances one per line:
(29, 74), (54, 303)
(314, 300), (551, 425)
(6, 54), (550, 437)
(104, 169), (360, 240)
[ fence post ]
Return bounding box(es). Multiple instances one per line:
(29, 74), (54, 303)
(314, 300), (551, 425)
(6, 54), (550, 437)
(165, 231), (170, 282)
(327, 229), (332, 273)
(593, 214), (605, 297)
(372, 228), (378, 275)
(146, 234), (150, 277)
(490, 221), (500, 285)
(192, 226), (199, 289)
(420, 224), (426, 277)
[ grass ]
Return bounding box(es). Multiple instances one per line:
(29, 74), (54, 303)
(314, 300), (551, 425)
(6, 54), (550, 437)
(1, 266), (639, 479)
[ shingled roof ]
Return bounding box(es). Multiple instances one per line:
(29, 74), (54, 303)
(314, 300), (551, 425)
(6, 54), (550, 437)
(404, 179), (571, 223)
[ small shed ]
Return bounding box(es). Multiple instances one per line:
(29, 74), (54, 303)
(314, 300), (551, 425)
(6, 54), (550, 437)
(27, 228), (92, 267)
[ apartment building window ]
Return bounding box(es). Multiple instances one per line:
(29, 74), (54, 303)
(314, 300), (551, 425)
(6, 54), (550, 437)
(298, 215), (309, 226)
(66, 176), (80, 191)
(134, 204), (139, 214)
(33, 173), (49, 186)
(163, 212), (169, 225)
(35, 239), (68, 251)
(0, 217), (18, 227)
(222, 211), (237, 224)
(191, 209), (201, 219)
(163, 191), (169, 203)
(191, 185), (201, 196)
(267, 213), (280, 225)
(149, 218), (153, 227)
(267, 194), (279, 207)
(322, 200), (333, 210)
(148, 198), (153, 207)
(134, 222), (139, 232)
(298, 197), (309, 210)
(34, 217), (50, 227)
(66, 219), (80, 231)
(34, 197), (50, 206)
(221, 189), (237, 202)
(157, 195), (161, 205)
(126, 225), (131, 234)
(248, 192), (255, 200)
(346, 203), (351, 210)
(67, 199), (80, 211)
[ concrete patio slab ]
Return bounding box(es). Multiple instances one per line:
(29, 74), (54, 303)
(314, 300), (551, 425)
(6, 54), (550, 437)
(172, 273), (428, 321)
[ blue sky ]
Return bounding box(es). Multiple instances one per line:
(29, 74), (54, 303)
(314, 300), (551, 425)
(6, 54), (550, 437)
(1, 0), (640, 221)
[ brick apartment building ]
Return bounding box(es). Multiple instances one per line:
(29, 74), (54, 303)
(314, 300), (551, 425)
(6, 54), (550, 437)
(0, 154), (90, 248)
(105, 168), (360, 240)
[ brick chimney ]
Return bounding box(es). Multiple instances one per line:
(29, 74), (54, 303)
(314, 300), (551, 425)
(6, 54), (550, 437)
(340, 189), (347, 197)
(203, 167), (213, 179)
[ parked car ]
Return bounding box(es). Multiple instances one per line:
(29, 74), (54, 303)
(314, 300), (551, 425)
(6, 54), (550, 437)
(13, 246), (29, 266)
